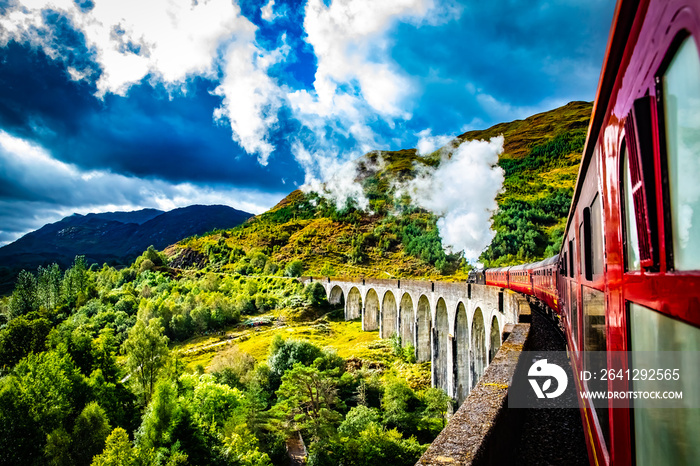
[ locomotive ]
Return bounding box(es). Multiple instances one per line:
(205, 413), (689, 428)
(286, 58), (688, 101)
(478, 0), (700, 464)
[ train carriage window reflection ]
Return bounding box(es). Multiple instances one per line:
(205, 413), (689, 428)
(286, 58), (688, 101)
(583, 285), (609, 448)
(629, 302), (700, 465)
(662, 36), (700, 270)
(570, 280), (578, 348)
(579, 223), (586, 278)
(569, 239), (575, 278)
(622, 144), (642, 270)
(590, 195), (604, 277)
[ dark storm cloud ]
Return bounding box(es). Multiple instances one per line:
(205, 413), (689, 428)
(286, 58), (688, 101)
(0, 128), (287, 245)
(0, 41), (304, 191)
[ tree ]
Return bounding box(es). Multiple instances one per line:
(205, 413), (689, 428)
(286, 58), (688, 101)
(303, 282), (328, 309)
(8, 269), (37, 317)
(139, 259), (155, 273)
(37, 263), (62, 311)
(91, 428), (138, 466)
(47, 321), (96, 376)
(63, 255), (89, 307)
(72, 402), (112, 466)
(348, 234), (367, 264)
(210, 345), (255, 390)
(136, 380), (178, 451)
(319, 262), (335, 276)
(190, 374), (242, 427)
(0, 314), (51, 368)
(382, 377), (420, 434)
(122, 318), (170, 405)
(13, 351), (83, 432)
(338, 405), (381, 437)
(275, 363), (343, 441)
(144, 245), (166, 267)
(0, 376), (44, 465)
(45, 427), (72, 466)
(340, 424), (426, 466)
(267, 336), (323, 388)
(422, 387), (451, 430)
(221, 424), (272, 466)
(0, 351), (86, 465)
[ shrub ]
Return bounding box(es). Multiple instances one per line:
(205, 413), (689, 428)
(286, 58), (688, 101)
(303, 282), (328, 309)
(284, 260), (304, 278)
(139, 259), (154, 273)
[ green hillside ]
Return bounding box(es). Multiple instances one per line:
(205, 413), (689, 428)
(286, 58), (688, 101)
(169, 101), (592, 276)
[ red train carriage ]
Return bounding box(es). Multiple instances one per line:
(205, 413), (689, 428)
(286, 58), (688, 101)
(482, 1), (700, 464)
(530, 255), (559, 312)
(485, 267), (510, 288)
(508, 263), (534, 295)
(557, 0), (700, 464)
(559, 0), (700, 465)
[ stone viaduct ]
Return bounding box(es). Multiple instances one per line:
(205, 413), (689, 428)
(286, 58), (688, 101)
(300, 277), (523, 406)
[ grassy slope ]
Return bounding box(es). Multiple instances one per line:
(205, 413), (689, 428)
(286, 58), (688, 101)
(168, 101), (592, 277)
(173, 315), (432, 390)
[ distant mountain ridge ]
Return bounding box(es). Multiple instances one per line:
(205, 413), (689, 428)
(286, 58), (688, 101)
(0, 205), (253, 272)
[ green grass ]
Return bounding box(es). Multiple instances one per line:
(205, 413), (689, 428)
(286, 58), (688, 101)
(171, 312), (432, 390)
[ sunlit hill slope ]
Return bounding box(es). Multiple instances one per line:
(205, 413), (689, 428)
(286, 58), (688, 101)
(168, 101), (592, 278)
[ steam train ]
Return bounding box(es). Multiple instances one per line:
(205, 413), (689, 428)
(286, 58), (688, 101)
(471, 0), (700, 464)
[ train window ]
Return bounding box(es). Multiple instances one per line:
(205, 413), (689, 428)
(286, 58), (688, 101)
(590, 195), (604, 277)
(569, 281), (578, 348)
(662, 35), (700, 270)
(562, 251), (568, 276)
(622, 144), (642, 270)
(569, 239), (575, 278)
(582, 285), (609, 447)
(581, 197), (603, 281)
(579, 223), (586, 278)
(582, 210), (592, 280)
(629, 302), (700, 465)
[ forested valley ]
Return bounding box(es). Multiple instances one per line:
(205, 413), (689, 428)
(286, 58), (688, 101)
(0, 251), (447, 465)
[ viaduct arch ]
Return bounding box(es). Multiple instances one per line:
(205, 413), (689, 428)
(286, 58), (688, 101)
(301, 277), (521, 406)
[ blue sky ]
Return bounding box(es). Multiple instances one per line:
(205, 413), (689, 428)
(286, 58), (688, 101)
(0, 0), (615, 245)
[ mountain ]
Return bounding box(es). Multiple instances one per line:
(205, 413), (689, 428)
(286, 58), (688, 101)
(0, 205), (253, 273)
(167, 101), (593, 278)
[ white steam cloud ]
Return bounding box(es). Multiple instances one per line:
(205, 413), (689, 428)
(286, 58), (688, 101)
(398, 135), (505, 262)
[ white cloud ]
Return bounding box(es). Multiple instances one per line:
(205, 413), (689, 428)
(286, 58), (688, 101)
(292, 142), (369, 210)
(474, 91), (569, 124)
(213, 38), (289, 165)
(1, 0), (254, 95)
(415, 128), (454, 155)
(0, 0), (479, 226)
(0, 131), (283, 245)
(0, 0), (289, 162)
(297, 0), (430, 122)
(261, 0), (279, 22)
(396, 136), (505, 261)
